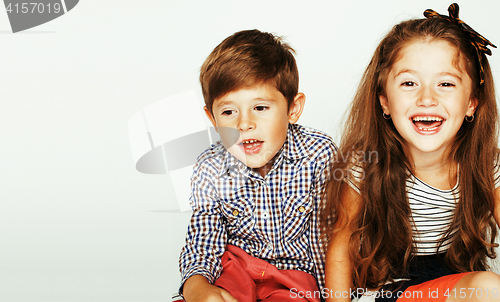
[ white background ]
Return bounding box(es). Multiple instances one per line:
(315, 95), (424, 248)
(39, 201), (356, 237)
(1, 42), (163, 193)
(1, 1), (500, 301)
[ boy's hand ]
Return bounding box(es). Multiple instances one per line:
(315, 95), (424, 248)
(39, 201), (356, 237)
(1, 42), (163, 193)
(183, 275), (238, 302)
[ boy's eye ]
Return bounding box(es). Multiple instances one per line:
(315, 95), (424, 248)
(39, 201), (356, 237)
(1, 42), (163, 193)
(221, 110), (235, 116)
(255, 106), (269, 111)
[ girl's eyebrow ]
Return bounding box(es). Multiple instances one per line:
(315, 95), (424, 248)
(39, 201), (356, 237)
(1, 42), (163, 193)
(393, 69), (463, 81)
(437, 72), (463, 81)
(393, 69), (415, 78)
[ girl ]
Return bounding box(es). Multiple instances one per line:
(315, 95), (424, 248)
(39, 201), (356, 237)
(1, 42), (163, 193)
(322, 4), (500, 302)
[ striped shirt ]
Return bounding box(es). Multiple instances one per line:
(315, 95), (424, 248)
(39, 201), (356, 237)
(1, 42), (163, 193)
(179, 124), (336, 291)
(347, 162), (500, 255)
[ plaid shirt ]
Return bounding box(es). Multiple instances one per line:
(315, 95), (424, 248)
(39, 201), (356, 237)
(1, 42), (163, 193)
(179, 124), (335, 291)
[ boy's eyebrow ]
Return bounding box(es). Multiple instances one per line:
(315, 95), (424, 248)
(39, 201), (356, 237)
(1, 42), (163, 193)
(253, 97), (277, 103)
(215, 99), (234, 108)
(216, 97), (277, 108)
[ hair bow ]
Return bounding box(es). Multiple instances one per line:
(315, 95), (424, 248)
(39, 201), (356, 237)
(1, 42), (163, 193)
(424, 3), (496, 85)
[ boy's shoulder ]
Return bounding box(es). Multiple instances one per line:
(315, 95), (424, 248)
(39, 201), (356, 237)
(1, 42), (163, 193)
(292, 124), (334, 142)
(289, 124), (337, 160)
(192, 141), (232, 178)
(195, 140), (226, 165)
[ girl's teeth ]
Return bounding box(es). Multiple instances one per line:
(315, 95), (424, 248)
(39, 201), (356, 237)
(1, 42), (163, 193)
(412, 116), (443, 122)
(412, 116), (443, 131)
(418, 126), (439, 131)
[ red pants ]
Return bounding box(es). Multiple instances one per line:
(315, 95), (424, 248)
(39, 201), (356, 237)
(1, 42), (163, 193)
(208, 245), (321, 302)
(396, 272), (471, 302)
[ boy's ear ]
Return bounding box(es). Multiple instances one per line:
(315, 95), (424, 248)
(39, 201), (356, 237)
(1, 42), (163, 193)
(288, 93), (306, 124)
(204, 106), (218, 132)
(379, 95), (390, 115)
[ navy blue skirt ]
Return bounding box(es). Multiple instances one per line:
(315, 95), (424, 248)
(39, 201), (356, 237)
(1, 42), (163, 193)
(373, 253), (459, 302)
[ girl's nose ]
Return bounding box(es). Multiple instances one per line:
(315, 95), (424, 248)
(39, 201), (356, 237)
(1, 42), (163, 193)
(416, 85), (438, 107)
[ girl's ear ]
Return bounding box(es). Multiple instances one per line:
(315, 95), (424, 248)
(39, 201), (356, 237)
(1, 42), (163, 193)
(379, 95), (390, 115)
(288, 93), (306, 124)
(466, 97), (478, 116)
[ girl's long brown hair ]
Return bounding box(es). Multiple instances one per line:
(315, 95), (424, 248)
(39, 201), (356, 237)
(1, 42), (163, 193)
(321, 18), (499, 289)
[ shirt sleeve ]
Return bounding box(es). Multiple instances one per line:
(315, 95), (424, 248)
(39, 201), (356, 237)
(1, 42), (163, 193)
(308, 138), (336, 290)
(495, 158), (500, 189)
(345, 160), (363, 194)
(178, 161), (227, 291)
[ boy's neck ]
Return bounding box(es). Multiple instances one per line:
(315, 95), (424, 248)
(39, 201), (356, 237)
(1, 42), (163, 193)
(255, 160), (275, 178)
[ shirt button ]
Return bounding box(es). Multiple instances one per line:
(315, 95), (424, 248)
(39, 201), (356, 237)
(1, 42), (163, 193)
(262, 211), (269, 219)
(232, 210), (239, 216)
(298, 206), (305, 213)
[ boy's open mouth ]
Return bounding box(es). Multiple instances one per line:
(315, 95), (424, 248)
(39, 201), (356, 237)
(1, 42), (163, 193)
(239, 139), (263, 154)
(411, 116), (444, 131)
(240, 139), (262, 148)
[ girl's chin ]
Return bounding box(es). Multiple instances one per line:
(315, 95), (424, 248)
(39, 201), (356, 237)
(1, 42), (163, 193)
(407, 141), (451, 155)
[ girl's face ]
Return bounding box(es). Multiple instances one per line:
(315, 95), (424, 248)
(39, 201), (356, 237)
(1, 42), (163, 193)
(379, 40), (477, 159)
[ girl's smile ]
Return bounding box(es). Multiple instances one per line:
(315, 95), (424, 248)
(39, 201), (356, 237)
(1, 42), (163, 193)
(379, 39), (477, 159)
(410, 114), (446, 136)
(411, 115), (444, 132)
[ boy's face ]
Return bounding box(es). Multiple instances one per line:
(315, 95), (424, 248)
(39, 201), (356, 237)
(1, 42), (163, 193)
(205, 83), (305, 176)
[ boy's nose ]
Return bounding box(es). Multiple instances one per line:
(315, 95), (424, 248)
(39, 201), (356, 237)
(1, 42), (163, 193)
(237, 114), (255, 131)
(416, 86), (438, 107)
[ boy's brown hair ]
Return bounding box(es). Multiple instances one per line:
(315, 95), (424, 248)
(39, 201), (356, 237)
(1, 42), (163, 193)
(200, 29), (299, 115)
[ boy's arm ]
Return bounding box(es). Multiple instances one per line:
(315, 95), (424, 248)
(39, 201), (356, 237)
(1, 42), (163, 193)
(309, 138), (336, 290)
(325, 183), (361, 302)
(183, 275), (237, 302)
(179, 163), (230, 300)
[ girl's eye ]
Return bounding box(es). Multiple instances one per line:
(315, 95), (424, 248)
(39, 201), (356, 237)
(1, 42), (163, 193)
(440, 82), (455, 87)
(255, 106), (268, 111)
(401, 81), (416, 87)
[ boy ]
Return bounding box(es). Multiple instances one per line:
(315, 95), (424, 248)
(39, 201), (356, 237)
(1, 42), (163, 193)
(179, 29), (335, 302)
